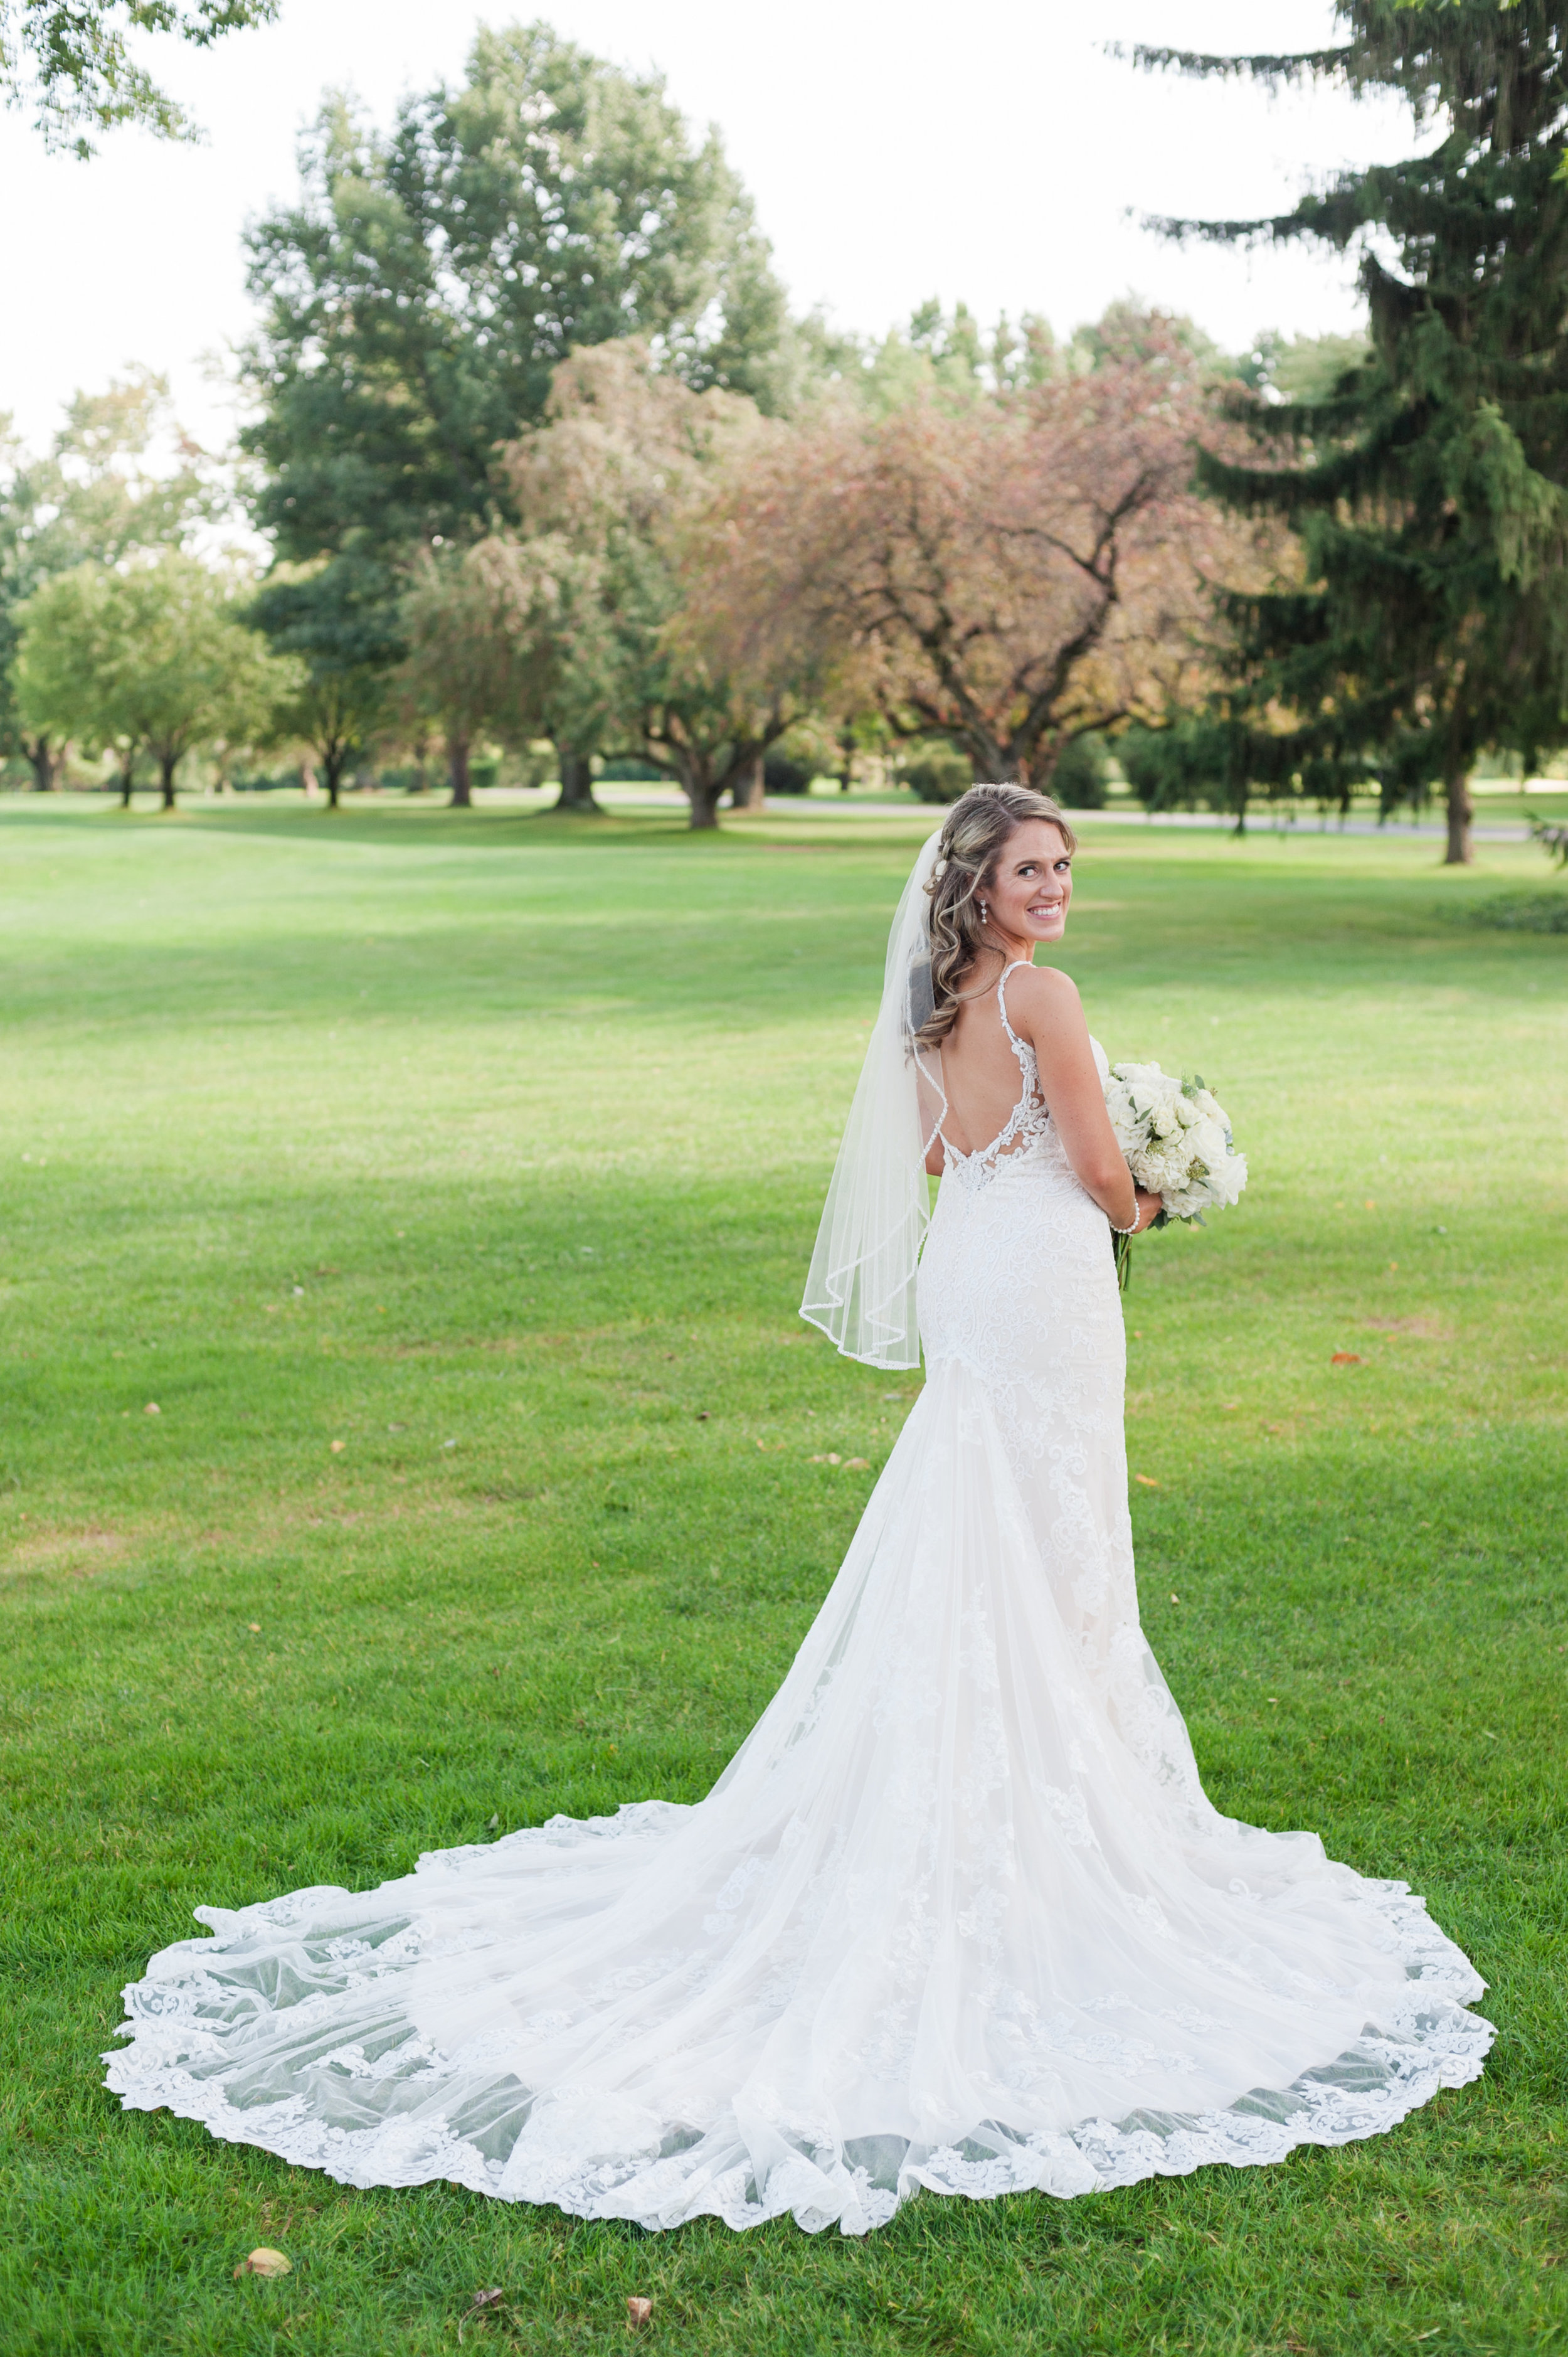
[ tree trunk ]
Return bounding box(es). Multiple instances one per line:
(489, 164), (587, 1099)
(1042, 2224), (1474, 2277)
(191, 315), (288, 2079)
(119, 752), (137, 807)
(837, 728), (854, 794)
(25, 735), (56, 794)
(554, 745), (601, 813)
(1443, 759), (1474, 865)
(159, 753), (179, 810)
(300, 760), (319, 800)
(448, 735), (472, 808)
(686, 789), (723, 830)
(730, 752), (765, 811)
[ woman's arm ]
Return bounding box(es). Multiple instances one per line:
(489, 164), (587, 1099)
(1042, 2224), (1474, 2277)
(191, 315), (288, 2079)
(1007, 966), (1160, 1233)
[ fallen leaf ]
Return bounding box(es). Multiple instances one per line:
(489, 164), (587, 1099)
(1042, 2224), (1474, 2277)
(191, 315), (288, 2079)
(1169, 1592), (1180, 1604)
(144, 1402), (160, 1416)
(235, 2247), (291, 2279)
(696, 1411), (709, 1422)
(827, 1452), (841, 1464)
(247, 1622), (260, 1633)
(1135, 1474), (1160, 1487)
(844, 1457), (869, 1470)
(1364, 1198), (1377, 1210)
(1221, 1400), (1241, 1410)
(458, 2287), (507, 2340)
(627, 2296), (653, 2330)
(1330, 1352), (1362, 1366)
(487, 1813), (500, 1830)
(330, 1439), (346, 1454)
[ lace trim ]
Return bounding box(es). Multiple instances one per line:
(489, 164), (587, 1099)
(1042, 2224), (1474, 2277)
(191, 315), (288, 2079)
(938, 962), (1052, 1188)
(104, 1865), (1494, 2239)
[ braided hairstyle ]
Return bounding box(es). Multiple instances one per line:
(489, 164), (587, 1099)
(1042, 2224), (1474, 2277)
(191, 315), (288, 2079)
(911, 783), (1076, 1050)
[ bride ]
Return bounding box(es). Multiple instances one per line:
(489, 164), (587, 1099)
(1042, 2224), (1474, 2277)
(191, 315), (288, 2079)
(106, 784), (1492, 2235)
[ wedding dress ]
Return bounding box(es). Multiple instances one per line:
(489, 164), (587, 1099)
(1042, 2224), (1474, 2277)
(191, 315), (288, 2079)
(105, 844), (1493, 2236)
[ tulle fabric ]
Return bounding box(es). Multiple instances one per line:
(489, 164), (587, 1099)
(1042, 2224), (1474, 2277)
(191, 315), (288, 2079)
(799, 829), (945, 1370)
(105, 1065), (1493, 2233)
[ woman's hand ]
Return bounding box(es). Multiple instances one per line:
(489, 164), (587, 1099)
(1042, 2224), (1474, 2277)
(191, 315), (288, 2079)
(1129, 1188), (1163, 1235)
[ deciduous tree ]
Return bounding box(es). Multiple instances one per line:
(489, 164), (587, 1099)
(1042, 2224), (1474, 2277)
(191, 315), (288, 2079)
(0, 370), (226, 789)
(500, 342), (832, 828)
(243, 26), (794, 693)
(3, 0), (277, 155)
(723, 317), (1233, 787)
(14, 553), (290, 806)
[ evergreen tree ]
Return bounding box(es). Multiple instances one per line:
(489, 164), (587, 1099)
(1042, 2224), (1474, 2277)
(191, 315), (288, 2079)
(1140, 4), (1568, 862)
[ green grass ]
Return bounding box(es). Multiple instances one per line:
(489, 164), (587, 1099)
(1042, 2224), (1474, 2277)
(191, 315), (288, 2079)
(1, 796), (1565, 2357)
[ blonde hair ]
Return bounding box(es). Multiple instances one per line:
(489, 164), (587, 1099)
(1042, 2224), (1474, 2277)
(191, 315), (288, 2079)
(913, 782), (1076, 1049)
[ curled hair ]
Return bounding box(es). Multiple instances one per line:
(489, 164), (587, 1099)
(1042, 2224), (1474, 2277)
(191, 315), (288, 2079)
(911, 782), (1076, 1049)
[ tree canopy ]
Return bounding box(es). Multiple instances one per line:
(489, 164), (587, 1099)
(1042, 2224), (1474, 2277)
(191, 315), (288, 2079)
(14, 552), (291, 805)
(719, 315), (1242, 788)
(0, 370), (224, 789)
(1, 0), (277, 154)
(498, 341), (827, 827)
(243, 26), (791, 567)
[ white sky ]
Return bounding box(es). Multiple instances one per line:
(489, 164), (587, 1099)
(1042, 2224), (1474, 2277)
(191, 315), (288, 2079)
(2, 0), (1416, 455)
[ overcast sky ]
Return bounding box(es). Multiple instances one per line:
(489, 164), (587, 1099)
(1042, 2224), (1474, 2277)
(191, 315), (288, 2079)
(2, 0), (1417, 454)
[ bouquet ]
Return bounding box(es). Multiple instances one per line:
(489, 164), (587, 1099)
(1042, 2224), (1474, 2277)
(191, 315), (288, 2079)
(1103, 1062), (1248, 1288)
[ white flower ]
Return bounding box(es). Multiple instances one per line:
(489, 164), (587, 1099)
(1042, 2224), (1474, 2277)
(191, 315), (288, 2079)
(1102, 1058), (1248, 1228)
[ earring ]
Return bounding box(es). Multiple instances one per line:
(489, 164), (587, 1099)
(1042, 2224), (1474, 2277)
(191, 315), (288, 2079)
(979, 898), (988, 922)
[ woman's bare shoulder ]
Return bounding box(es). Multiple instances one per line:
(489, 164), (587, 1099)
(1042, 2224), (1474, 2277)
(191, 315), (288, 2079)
(1005, 962), (1084, 1016)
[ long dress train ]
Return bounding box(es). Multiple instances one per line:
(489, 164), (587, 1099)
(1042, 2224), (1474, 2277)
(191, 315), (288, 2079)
(104, 983), (1493, 2235)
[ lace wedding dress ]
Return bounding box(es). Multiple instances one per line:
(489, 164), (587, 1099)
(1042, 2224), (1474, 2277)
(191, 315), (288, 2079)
(105, 964), (1493, 2235)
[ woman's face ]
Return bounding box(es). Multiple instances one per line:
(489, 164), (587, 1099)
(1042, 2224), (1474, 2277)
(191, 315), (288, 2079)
(986, 820), (1073, 945)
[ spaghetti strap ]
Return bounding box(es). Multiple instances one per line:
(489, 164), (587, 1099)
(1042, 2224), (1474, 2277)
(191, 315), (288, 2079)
(996, 959), (1030, 1055)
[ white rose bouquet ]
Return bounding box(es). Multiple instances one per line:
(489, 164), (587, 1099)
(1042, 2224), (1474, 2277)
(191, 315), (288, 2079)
(1103, 1062), (1248, 1287)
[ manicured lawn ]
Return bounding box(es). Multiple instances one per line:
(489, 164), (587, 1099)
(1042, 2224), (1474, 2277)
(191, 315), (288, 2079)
(1, 795), (1564, 2356)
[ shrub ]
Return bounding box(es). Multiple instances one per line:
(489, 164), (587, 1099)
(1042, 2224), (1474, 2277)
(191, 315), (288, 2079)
(1049, 733), (1111, 809)
(1456, 891), (1568, 934)
(902, 743), (975, 804)
(599, 757), (665, 781)
(763, 752), (813, 795)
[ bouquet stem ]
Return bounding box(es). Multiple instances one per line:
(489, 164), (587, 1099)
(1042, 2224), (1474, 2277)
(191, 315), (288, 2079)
(1113, 1230), (1133, 1292)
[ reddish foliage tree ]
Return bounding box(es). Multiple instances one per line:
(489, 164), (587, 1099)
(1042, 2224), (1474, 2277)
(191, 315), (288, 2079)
(499, 343), (829, 828)
(716, 324), (1246, 785)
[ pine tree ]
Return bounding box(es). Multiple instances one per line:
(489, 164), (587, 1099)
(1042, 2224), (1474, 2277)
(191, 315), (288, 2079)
(1140, 4), (1568, 862)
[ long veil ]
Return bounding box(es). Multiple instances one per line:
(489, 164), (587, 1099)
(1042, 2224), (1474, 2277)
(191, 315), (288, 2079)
(799, 832), (947, 1368)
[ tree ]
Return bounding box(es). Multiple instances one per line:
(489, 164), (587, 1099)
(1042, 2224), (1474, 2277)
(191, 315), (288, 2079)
(270, 664), (383, 809)
(247, 560), (395, 808)
(3, 1), (277, 156)
(13, 553), (290, 806)
(242, 24), (794, 689)
(395, 540), (558, 807)
(500, 342), (832, 828)
(1138, 5), (1568, 864)
(0, 369), (226, 789)
(729, 316), (1237, 787)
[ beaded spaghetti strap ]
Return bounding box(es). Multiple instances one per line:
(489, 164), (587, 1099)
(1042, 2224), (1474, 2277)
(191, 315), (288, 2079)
(996, 960), (1032, 1070)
